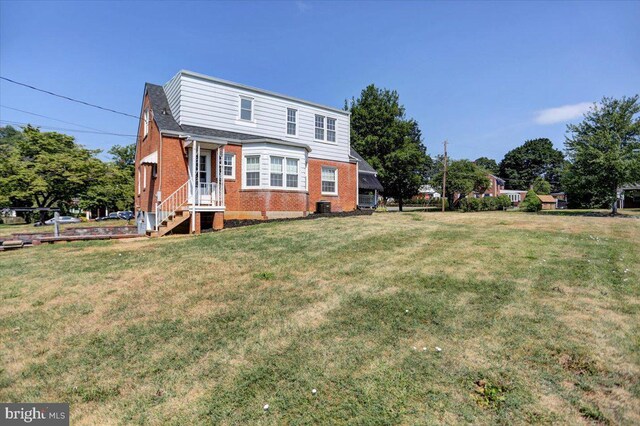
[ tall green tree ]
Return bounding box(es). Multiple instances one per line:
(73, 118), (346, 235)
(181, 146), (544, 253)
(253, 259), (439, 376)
(474, 157), (499, 174)
(532, 177), (551, 195)
(0, 125), (105, 221)
(433, 159), (490, 207)
(563, 96), (640, 213)
(499, 138), (565, 191)
(347, 84), (432, 211)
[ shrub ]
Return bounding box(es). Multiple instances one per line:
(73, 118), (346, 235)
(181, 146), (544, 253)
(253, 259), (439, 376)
(429, 197), (449, 210)
(496, 195), (512, 209)
(459, 195), (512, 212)
(459, 197), (481, 212)
(521, 190), (542, 212)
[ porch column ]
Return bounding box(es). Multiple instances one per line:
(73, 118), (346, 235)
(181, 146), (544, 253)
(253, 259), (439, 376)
(191, 139), (198, 233)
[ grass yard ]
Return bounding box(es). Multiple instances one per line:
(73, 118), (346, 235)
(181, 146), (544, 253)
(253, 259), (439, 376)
(1, 212), (638, 424)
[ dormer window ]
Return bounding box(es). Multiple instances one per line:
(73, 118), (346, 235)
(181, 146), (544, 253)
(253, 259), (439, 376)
(240, 97), (253, 121)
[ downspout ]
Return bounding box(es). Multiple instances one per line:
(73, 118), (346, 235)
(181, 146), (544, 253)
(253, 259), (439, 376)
(191, 140), (197, 233)
(355, 160), (359, 209)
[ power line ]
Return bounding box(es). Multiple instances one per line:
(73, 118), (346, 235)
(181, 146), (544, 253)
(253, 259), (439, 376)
(1, 104), (112, 132)
(0, 119), (137, 138)
(0, 76), (139, 120)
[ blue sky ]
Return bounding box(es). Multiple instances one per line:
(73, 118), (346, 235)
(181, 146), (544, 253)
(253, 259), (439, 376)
(1, 1), (638, 161)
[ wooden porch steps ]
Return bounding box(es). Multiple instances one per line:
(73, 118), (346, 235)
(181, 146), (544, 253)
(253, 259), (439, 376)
(148, 209), (191, 238)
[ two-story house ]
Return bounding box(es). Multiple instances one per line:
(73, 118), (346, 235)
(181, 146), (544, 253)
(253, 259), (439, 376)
(135, 70), (379, 236)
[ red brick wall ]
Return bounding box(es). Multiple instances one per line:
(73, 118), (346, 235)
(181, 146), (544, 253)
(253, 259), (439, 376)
(308, 158), (357, 213)
(159, 136), (189, 201)
(135, 94), (161, 213)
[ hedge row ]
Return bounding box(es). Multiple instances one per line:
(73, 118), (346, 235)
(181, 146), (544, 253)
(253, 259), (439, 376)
(458, 195), (512, 212)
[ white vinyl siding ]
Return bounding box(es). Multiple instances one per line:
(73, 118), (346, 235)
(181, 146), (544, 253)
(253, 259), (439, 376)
(163, 72), (351, 162)
(327, 118), (336, 142)
(245, 155), (261, 187)
(223, 153), (235, 179)
(287, 108), (297, 136)
(321, 167), (337, 195)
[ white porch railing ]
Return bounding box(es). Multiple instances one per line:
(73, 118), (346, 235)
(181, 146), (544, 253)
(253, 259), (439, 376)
(156, 180), (189, 231)
(192, 182), (224, 207)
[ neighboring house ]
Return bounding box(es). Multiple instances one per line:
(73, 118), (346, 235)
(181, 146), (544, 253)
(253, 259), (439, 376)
(618, 183), (640, 209)
(416, 185), (440, 200)
(350, 149), (383, 208)
(499, 189), (528, 206)
(550, 192), (568, 209)
(472, 174), (505, 198)
(135, 70), (360, 236)
(537, 194), (557, 210)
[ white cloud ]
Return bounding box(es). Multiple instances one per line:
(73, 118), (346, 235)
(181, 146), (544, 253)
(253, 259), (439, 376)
(295, 1), (312, 12)
(534, 102), (593, 125)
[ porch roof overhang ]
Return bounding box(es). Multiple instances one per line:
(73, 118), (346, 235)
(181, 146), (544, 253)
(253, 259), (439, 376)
(359, 173), (383, 191)
(140, 151), (158, 164)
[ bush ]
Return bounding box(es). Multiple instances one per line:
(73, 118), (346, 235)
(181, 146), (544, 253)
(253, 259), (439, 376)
(521, 190), (542, 212)
(459, 195), (512, 212)
(429, 197), (449, 210)
(496, 195), (512, 209)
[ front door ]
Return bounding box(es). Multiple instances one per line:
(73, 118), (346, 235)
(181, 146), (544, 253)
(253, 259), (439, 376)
(189, 149), (212, 204)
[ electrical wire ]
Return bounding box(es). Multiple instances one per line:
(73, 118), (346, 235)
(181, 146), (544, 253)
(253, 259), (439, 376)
(1, 104), (115, 133)
(0, 76), (139, 120)
(0, 119), (137, 138)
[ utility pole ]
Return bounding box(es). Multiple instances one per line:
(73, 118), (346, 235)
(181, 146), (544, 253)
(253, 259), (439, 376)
(442, 140), (448, 212)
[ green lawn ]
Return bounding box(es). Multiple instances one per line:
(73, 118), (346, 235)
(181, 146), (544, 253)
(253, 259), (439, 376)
(1, 212), (638, 424)
(0, 219), (132, 237)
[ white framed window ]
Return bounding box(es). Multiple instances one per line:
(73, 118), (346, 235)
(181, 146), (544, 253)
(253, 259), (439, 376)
(270, 156), (283, 187)
(143, 109), (149, 138)
(287, 108), (297, 136)
(315, 115), (325, 140)
(327, 118), (336, 142)
(286, 158), (299, 188)
(223, 153), (235, 179)
(245, 155), (261, 187)
(143, 166), (147, 190)
(321, 166), (337, 195)
(240, 97), (253, 121)
(137, 168), (141, 195)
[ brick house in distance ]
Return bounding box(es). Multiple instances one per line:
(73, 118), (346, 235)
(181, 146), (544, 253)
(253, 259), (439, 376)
(135, 70), (379, 236)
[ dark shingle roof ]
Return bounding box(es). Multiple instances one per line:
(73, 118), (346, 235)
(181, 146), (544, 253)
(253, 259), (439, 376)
(145, 83), (182, 133)
(359, 173), (383, 191)
(350, 148), (377, 174)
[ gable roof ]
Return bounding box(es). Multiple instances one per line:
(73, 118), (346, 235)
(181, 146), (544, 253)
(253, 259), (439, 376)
(488, 174), (506, 187)
(145, 83), (309, 150)
(349, 148), (377, 174)
(537, 194), (556, 203)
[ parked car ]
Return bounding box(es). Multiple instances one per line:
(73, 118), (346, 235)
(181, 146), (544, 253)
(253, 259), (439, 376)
(37, 216), (81, 225)
(117, 211), (134, 220)
(97, 212), (120, 221)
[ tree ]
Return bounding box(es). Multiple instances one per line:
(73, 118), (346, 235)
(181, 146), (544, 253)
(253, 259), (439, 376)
(0, 125), (105, 222)
(474, 157), (499, 174)
(499, 138), (565, 191)
(563, 96), (640, 213)
(520, 190), (542, 212)
(433, 159), (490, 207)
(347, 85), (432, 211)
(532, 177), (551, 195)
(80, 144), (135, 214)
